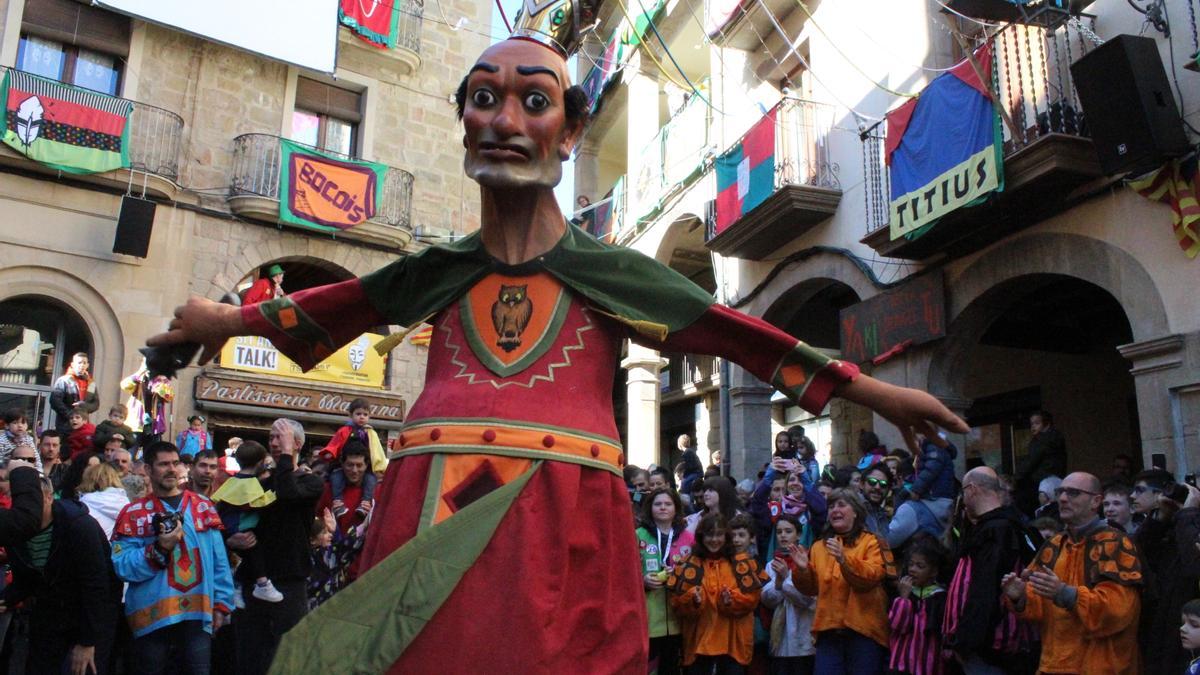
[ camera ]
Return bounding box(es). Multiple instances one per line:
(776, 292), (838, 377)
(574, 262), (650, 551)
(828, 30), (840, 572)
(152, 511), (183, 535)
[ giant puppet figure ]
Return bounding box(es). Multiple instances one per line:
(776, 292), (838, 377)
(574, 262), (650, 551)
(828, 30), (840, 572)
(147, 0), (967, 670)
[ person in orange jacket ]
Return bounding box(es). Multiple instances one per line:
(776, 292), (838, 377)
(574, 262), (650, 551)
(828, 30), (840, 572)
(790, 487), (896, 674)
(668, 512), (767, 673)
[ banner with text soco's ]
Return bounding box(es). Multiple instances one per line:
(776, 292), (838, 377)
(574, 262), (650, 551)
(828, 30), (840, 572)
(886, 44), (1003, 241)
(278, 138), (386, 231)
(219, 333), (386, 388)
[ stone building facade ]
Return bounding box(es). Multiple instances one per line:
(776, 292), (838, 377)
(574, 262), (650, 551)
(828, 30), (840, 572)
(0, 0), (490, 448)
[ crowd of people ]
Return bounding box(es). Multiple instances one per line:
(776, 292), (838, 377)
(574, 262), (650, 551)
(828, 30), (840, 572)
(0, 362), (382, 675)
(628, 419), (1200, 675)
(1, 351), (1198, 675)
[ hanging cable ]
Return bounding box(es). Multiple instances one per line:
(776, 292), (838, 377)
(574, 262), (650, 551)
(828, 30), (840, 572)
(631, 0), (727, 113)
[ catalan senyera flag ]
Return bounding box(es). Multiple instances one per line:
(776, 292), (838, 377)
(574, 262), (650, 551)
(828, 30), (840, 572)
(0, 70), (133, 174)
(339, 0), (401, 49)
(1129, 155), (1200, 259)
(279, 138), (386, 232)
(714, 107), (776, 236)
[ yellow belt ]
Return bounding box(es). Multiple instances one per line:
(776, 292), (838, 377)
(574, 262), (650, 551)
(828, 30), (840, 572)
(388, 420), (625, 475)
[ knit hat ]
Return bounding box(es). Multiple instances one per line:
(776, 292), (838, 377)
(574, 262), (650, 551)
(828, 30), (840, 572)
(1038, 475), (1063, 500)
(266, 264), (284, 276)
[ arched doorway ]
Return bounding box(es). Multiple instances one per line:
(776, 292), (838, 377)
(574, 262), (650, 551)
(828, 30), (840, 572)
(233, 256), (356, 299)
(0, 295), (94, 431)
(763, 279), (861, 469)
(947, 274), (1136, 478)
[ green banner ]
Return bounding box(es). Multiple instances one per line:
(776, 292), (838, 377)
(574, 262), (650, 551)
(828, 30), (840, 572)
(278, 138), (387, 232)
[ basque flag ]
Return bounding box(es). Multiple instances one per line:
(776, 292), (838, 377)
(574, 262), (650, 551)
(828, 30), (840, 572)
(714, 108), (776, 236)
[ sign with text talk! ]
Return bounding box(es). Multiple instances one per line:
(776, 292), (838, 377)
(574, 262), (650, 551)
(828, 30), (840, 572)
(219, 334), (385, 388)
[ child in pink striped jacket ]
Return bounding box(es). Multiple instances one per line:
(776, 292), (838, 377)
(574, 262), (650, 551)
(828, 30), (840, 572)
(888, 536), (948, 675)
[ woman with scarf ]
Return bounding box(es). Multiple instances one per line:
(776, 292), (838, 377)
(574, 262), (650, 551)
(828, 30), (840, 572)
(750, 458), (827, 565)
(637, 488), (695, 674)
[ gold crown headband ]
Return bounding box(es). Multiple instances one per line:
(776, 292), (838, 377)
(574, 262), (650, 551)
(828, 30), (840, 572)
(510, 0), (601, 58)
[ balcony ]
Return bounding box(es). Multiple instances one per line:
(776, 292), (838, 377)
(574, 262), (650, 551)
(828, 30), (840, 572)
(337, 0), (425, 75)
(661, 353), (720, 402)
(227, 133), (415, 249)
(706, 98), (841, 260)
(862, 22), (1103, 260)
(620, 90), (715, 243)
(0, 67), (184, 199)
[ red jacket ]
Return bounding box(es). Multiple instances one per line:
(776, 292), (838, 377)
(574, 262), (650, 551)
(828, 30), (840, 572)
(67, 423), (96, 461)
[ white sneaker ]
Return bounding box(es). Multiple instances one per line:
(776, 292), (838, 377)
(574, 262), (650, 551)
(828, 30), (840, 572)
(252, 579), (284, 603)
(233, 586), (246, 610)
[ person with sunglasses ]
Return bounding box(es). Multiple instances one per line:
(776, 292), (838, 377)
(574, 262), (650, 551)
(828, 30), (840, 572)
(1001, 472), (1143, 675)
(861, 464), (894, 536)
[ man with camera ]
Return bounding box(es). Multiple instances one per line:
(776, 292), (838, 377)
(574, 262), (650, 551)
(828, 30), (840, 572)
(1131, 468), (1200, 674)
(111, 440), (235, 675)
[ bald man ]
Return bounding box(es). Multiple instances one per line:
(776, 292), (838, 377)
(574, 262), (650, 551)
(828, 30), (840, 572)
(943, 467), (1041, 674)
(1002, 472), (1142, 674)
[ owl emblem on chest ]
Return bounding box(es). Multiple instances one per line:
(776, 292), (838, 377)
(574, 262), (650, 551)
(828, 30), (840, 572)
(491, 284), (532, 352)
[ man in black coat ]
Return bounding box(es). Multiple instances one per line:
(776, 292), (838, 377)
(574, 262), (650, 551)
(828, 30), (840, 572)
(2, 475), (122, 674)
(231, 418), (324, 674)
(944, 466), (1041, 675)
(49, 352), (99, 434)
(1132, 468), (1200, 675)
(1015, 410), (1067, 515)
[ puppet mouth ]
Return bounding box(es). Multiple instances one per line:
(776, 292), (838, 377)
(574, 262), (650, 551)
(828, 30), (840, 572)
(479, 142), (531, 161)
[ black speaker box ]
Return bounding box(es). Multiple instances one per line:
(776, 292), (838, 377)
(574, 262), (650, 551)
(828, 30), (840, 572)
(1070, 34), (1190, 175)
(113, 195), (156, 257)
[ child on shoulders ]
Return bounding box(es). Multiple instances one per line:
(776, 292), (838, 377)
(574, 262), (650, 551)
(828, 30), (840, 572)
(320, 399), (384, 520)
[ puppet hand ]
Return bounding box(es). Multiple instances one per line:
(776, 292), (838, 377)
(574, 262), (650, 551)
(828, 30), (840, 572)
(146, 297), (244, 365)
(835, 375), (968, 439)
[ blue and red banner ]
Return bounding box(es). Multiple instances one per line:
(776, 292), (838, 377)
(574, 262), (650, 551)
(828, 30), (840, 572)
(0, 70), (132, 174)
(714, 108), (776, 236)
(886, 44), (1002, 240)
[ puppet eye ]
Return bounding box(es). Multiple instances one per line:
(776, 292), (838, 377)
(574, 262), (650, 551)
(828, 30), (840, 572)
(524, 92), (549, 111)
(472, 89), (496, 106)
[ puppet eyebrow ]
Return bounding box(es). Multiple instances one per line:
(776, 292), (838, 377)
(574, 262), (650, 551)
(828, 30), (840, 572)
(515, 65), (561, 83)
(469, 62), (500, 75)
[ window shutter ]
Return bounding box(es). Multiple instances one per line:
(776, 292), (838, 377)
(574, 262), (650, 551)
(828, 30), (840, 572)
(22, 0), (131, 58)
(295, 77), (363, 124)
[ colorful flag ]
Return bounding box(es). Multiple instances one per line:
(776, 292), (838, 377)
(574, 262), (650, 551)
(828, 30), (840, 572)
(279, 138), (387, 232)
(339, 0), (401, 49)
(714, 108), (777, 236)
(408, 325), (434, 346)
(886, 44), (1002, 241)
(0, 70), (132, 174)
(1129, 155), (1200, 259)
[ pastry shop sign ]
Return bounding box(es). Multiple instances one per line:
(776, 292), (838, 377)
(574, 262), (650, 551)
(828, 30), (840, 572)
(194, 374), (405, 422)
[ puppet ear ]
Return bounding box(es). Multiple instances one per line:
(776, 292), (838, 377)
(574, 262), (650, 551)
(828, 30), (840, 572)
(558, 117), (585, 161)
(463, 135), (469, 149)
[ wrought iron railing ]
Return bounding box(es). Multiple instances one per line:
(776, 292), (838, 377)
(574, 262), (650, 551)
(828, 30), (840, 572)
(228, 133), (414, 229)
(991, 20), (1094, 152)
(662, 353), (719, 392)
(861, 128), (890, 235)
(775, 97), (840, 190)
(630, 91), (714, 225)
(0, 66), (184, 182)
(396, 0), (425, 54)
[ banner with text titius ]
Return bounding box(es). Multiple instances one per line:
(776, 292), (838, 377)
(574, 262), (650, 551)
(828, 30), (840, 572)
(886, 43), (1003, 241)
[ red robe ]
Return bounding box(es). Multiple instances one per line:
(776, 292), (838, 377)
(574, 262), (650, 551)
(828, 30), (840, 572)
(242, 278), (279, 305)
(244, 235), (856, 674)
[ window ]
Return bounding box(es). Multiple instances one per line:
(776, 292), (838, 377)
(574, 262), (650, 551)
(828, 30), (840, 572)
(17, 0), (130, 96)
(292, 77), (363, 157)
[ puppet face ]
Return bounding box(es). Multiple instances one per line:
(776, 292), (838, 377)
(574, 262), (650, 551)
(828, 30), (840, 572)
(461, 40), (579, 190)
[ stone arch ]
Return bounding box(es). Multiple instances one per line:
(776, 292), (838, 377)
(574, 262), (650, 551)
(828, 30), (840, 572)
(208, 237), (364, 300)
(652, 212), (706, 264)
(0, 265), (125, 397)
(743, 250), (878, 319)
(928, 232), (1168, 397)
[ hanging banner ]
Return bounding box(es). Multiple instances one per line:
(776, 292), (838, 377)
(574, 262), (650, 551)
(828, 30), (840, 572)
(713, 107), (777, 236)
(839, 271), (946, 364)
(1129, 155), (1200, 259)
(219, 333), (386, 388)
(887, 44), (1002, 241)
(0, 70), (132, 174)
(279, 138), (386, 231)
(339, 0), (401, 49)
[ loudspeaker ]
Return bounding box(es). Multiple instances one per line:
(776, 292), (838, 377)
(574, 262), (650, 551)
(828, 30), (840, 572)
(1070, 34), (1190, 175)
(113, 195), (156, 257)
